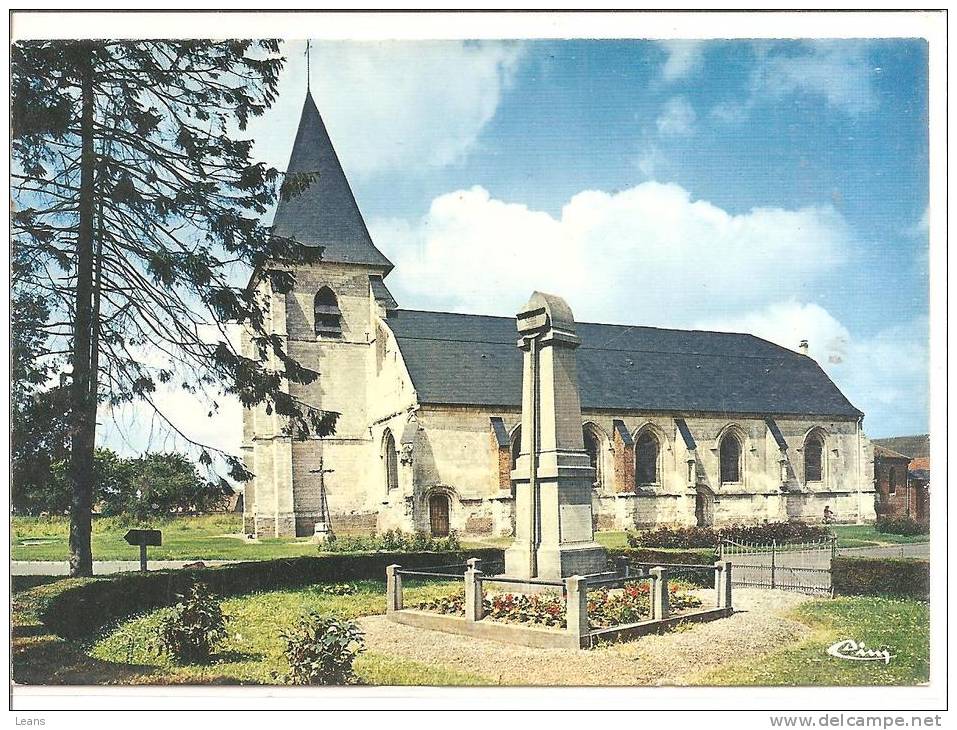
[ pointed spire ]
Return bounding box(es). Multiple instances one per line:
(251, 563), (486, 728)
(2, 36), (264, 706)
(272, 91), (393, 272)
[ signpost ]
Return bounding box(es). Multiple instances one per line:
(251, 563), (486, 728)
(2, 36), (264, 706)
(124, 529), (162, 572)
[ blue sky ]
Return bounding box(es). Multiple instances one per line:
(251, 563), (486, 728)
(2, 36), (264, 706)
(101, 37), (929, 456)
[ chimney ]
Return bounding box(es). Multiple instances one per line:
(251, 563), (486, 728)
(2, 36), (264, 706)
(799, 339), (809, 356)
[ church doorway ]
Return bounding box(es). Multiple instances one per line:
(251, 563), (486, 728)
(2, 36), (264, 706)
(695, 490), (715, 528)
(429, 493), (450, 537)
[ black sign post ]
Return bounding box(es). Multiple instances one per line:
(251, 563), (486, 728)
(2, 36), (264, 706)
(124, 529), (162, 572)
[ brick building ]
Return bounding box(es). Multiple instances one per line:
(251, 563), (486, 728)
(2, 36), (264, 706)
(873, 435), (930, 524)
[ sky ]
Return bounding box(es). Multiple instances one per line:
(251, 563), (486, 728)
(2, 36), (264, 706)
(99, 37), (929, 459)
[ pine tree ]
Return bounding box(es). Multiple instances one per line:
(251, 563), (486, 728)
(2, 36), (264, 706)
(12, 39), (336, 575)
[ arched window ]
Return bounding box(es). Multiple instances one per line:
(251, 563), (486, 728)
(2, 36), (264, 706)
(719, 432), (742, 484)
(383, 430), (398, 492)
(314, 287), (342, 337)
(804, 432), (824, 482)
(888, 468), (897, 495)
(635, 431), (660, 486)
(510, 425), (522, 470)
(583, 425), (603, 489)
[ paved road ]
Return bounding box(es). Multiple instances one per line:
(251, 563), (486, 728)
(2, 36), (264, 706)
(12, 543), (929, 577)
(11, 559), (238, 576)
(837, 542), (930, 559)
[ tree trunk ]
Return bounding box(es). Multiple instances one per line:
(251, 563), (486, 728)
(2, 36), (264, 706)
(68, 44), (97, 577)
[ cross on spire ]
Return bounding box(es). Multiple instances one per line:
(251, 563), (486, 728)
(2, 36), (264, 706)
(305, 39), (311, 92)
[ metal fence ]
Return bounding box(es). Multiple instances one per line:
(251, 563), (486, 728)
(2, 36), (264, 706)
(719, 537), (836, 596)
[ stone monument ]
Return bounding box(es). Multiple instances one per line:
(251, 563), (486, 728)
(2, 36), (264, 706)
(504, 292), (607, 580)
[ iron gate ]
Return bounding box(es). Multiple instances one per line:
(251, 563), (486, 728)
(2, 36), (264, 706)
(719, 537), (837, 596)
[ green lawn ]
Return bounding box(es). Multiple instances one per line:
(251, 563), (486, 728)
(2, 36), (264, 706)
(466, 531), (629, 550)
(13, 577), (484, 686)
(699, 595), (929, 686)
(13, 515), (632, 562)
(830, 524), (930, 549)
(12, 515), (318, 562)
(14, 575), (929, 687)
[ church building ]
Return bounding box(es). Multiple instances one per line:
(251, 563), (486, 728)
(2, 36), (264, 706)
(241, 92), (877, 539)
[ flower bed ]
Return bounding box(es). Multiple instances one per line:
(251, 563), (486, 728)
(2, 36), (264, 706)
(410, 580), (703, 630)
(486, 592), (565, 628)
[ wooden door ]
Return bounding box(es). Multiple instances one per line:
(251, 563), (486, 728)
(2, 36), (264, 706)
(429, 494), (450, 537)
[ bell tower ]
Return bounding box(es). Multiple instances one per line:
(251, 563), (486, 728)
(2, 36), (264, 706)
(242, 91), (396, 537)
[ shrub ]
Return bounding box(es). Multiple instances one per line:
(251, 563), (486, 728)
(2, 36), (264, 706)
(41, 549), (503, 640)
(414, 593), (467, 617)
(315, 583), (359, 596)
(280, 612), (365, 685)
(876, 517), (928, 536)
(832, 557), (929, 599)
(321, 529), (461, 553)
(153, 582), (227, 664)
(627, 521), (831, 549)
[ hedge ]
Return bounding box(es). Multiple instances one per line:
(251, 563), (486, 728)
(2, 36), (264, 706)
(832, 556), (929, 599)
(39, 546), (722, 640)
(628, 521), (831, 549)
(608, 546), (717, 565)
(875, 516), (929, 536)
(607, 547), (718, 586)
(40, 549), (503, 640)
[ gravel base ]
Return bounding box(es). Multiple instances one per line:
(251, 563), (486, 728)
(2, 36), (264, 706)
(359, 588), (812, 686)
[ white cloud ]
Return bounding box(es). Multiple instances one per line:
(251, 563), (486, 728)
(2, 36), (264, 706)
(697, 302), (928, 437)
(301, 41), (523, 176)
(96, 324), (244, 461)
(98, 386), (242, 459)
(713, 41), (877, 121)
(635, 143), (667, 179)
(375, 188), (928, 435)
(656, 96), (696, 136)
(247, 41), (524, 178)
(370, 181), (850, 325)
(696, 302), (851, 364)
(908, 206), (929, 238)
(660, 40), (706, 81)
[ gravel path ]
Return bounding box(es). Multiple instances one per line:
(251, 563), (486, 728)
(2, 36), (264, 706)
(359, 589), (812, 686)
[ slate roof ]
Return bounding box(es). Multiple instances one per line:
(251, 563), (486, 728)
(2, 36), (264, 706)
(873, 444), (912, 461)
(873, 435), (929, 460)
(370, 275), (398, 310)
(385, 308), (863, 418)
(271, 92), (393, 271)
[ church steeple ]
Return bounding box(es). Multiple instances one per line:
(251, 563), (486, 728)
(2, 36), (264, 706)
(272, 91), (393, 273)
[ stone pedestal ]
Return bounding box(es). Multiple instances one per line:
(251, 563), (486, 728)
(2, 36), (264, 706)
(504, 291), (607, 581)
(312, 521), (333, 544)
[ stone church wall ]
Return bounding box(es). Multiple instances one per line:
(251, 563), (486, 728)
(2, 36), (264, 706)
(244, 269), (876, 538)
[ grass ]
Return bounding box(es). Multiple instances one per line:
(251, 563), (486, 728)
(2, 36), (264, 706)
(830, 524), (929, 549)
(697, 595), (930, 686)
(13, 514), (632, 561)
(13, 577), (486, 686)
(12, 514), (320, 562)
(13, 576), (930, 687)
(595, 531), (630, 549)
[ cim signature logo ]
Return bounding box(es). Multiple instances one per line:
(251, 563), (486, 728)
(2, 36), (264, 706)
(826, 639), (895, 665)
